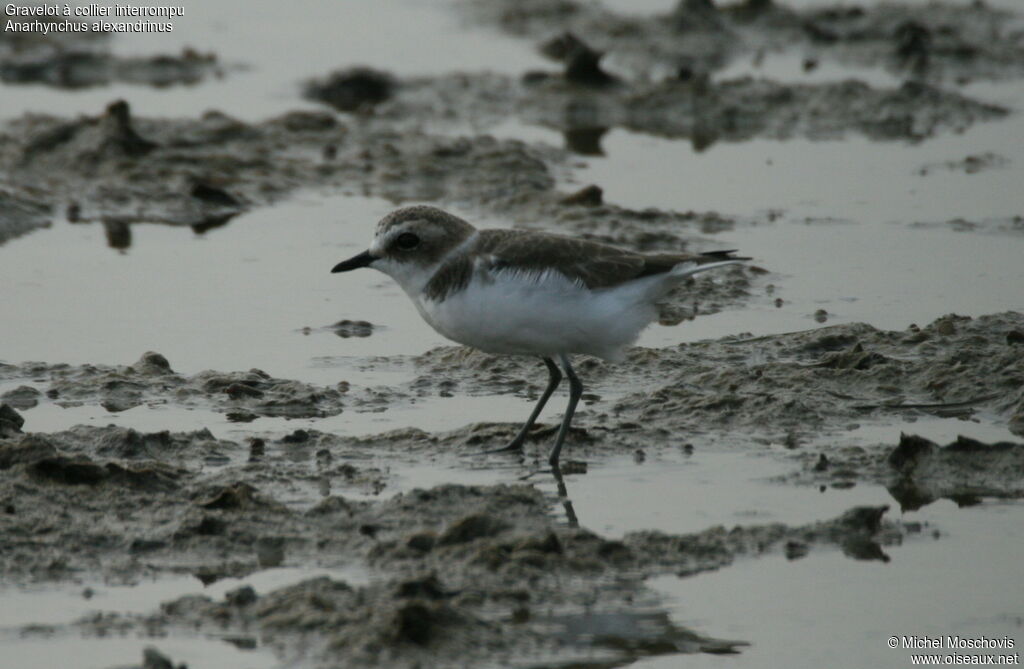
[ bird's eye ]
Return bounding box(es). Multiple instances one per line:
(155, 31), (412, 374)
(395, 232), (420, 250)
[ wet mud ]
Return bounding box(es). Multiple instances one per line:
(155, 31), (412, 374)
(112, 502), (895, 669)
(887, 433), (1024, 508)
(0, 99), (556, 231)
(2, 311), (1018, 579)
(404, 312), (1024, 446)
(909, 216), (1024, 236)
(917, 151), (1011, 176)
(0, 186), (52, 245)
(460, 0), (1024, 84)
(1, 4), (1018, 244)
(313, 67), (1007, 151)
(0, 409), (903, 667)
(4, 311), (1021, 461)
(290, 0), (1021, 154)
(0, 352), (348, 419)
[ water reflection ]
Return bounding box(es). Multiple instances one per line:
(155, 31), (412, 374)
(191, 213), (236, 235)
(541, 608), (748, 660)
(551, 463), (580, 529)
(102, 220), (131, 251)
(564, 126), (609, 156)
(68, 212), (240, 250)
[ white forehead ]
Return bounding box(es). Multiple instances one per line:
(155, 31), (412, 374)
(368, 217), (428, 255)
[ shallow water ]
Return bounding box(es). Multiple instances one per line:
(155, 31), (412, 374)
(639, 497), (1024, 669)
(567, 456), (1024, 669)
(2, 637), (279, 669)
(0, 193), (438, 377)
(0, 0), (548, 123)
(0, 565), (372, 629)
(575, 77), (1024, 340)
(7, 441), (1018, 669)
(0, 565), (370, 669)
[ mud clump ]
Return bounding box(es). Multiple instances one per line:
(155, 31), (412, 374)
(4, 101), (250, 228)
(11, 423), (908, 669)
(360, 68), (1007, 152)
(0, 404), (26, 439)
(305, 67), (397, 112)
(0, 345), (943, 668)
(436, 512), (509, 545)
(4, 401), (909, 667)
(917, 152), (1010, 176)
(0, 351), (348, 420)
(140, 646), (184, 669)
(0, 187), (53, 245)
(0, 434), (54, 468)
(887, 433), (1024, 510)
(0, 99), (583, 235)
(5, 313), (1020, 471)
(308, 14), (1019, 165)
(1, 385), (42, 410)
(331, 319), (375, 338)
(81, 481), (902, 668)
(908, 216), (1024, 236)
(532, 32), (618, 87)
(461, 0), (1024, 83)
(559, 183), (603, 207)
(0, 422), (348, 577)
(612, 312), (1024, 445)
(200, 482), (269, 510)
(400, 313), (1024, 460)
(27, 455), (111, 485)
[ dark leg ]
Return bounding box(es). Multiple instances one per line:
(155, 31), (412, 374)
(483, 357), (561, 454)
(548, 354), (583, 467)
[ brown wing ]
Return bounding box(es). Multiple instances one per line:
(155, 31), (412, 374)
(476, 229), (744, 289)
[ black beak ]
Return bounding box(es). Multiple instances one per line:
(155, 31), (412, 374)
(331, 250), (376, 273)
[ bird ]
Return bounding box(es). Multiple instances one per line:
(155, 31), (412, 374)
(331, 205), (747, 468)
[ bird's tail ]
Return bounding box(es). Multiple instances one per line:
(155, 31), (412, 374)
(669, 250), (749, 280)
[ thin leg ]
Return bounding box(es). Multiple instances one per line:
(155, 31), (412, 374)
(548, 353), (583, 467)
(482, 357), (561, 454)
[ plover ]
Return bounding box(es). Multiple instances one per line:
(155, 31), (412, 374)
(332, 205), (746, 467)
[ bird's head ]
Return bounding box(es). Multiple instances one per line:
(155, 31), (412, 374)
(331, 205), (477, 293)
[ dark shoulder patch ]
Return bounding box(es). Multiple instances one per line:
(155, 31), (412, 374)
(477, 229), (650, 289)
(423, 253), (474, 302)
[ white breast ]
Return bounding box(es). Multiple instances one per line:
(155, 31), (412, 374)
(416, 268), (663, 362)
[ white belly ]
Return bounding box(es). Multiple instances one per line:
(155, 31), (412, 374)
(415, 270), (661, 361)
